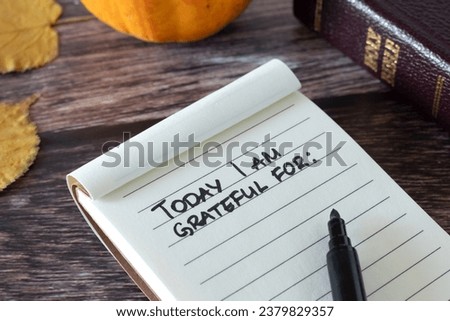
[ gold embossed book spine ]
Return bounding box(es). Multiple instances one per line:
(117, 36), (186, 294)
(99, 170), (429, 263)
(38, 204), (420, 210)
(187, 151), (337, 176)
(294, 0), (450, 128)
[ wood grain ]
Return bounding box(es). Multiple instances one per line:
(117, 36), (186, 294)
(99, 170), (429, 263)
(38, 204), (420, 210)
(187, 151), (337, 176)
(0, 0), (448, 300)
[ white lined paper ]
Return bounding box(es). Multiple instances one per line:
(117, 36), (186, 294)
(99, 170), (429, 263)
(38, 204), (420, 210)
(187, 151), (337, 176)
(68, 59), (300, 200)
(75, 90), (450, 300)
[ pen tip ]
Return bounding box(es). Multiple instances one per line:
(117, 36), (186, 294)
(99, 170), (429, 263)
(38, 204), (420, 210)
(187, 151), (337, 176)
(330, 209), (340, 220)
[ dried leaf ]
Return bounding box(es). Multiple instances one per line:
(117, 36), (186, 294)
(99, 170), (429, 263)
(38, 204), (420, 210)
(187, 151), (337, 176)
(0, 95), (40, 191)
(0, 0), (62, 73)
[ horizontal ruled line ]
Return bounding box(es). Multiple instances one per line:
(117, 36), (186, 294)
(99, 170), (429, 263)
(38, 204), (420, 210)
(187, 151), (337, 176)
(353, 213), (407, 248)
(151, 117), (313, 228)
(269, 264), (327, 301)
(138, 116), (312, 215)
(406, 268), (450, 301)
(362, 230), (424, 272)
(315, 291), (330, 301)
(123, 103), (297, 198)
(270, 212), (406, 301)
(185, 179), (373, 266)
(167, 141), (340, 248)
(220, 196), (388, 301)
(221, 236), (328, 301)
(314, 227), (422, 301)
(367, 247), (442, 298)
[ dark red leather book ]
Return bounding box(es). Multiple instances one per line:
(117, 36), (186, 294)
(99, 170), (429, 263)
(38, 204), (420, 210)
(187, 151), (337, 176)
(294, 0), (450, 128)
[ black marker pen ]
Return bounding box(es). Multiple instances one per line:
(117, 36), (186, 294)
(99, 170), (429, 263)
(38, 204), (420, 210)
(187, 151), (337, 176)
(326, 209), (366, 301)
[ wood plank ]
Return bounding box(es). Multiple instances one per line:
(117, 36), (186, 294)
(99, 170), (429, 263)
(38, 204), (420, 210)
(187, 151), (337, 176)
(0, 0), (447, 300)
(1, 93), (448, 300)
(1, 0), (386, 133)
(57, 0), (90, 19)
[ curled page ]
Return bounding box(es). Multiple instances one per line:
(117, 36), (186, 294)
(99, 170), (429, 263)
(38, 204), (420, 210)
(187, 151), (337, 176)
(67, 59), (301, 200)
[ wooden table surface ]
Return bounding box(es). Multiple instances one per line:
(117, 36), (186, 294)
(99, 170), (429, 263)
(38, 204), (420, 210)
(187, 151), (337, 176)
(1, 0), (449, 300)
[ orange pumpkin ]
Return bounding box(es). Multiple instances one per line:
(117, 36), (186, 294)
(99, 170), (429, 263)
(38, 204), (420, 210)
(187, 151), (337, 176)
(81, 0), (252, 42)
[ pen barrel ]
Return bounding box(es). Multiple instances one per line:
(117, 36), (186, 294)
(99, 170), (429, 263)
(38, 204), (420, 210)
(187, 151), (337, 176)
(326, 246), (366, 301)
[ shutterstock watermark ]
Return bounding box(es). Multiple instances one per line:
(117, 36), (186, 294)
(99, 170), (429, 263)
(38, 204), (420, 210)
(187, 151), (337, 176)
(100, 132), (347, 169)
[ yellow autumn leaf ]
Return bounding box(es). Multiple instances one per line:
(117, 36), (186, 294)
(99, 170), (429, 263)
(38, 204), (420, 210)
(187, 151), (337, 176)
(0, 0), (62, 73)
(0, 95), (40, 191)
